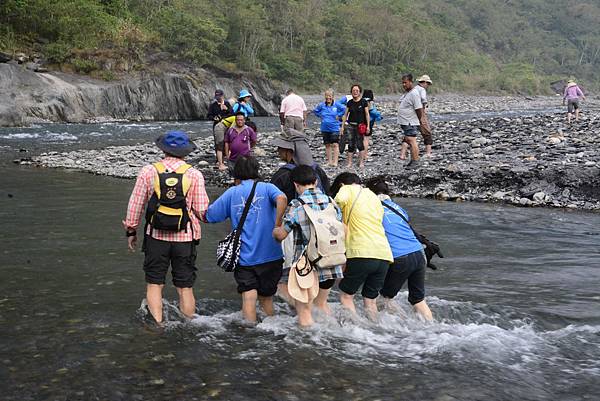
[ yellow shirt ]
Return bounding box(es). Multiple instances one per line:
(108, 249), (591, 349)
(334, 185), (393, 262)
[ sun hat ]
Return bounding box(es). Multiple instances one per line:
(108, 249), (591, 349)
(238, 89), (252, 99)
(417, 75), (433, 84)
(272, 136), (295, 151)
(155, 131), (197, 157)
(287, 255), (319, 303)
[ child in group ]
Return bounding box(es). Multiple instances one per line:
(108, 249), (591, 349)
(273, 166), (345, 327)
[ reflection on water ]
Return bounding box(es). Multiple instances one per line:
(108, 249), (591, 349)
(1, 164), (599, 401)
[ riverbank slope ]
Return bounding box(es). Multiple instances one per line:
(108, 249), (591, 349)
(28, 106), (600, 211)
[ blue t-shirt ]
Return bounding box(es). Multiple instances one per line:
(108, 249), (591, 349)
(205, 180), (283, 266)
(381, 198), (423, 258)
(313, 101), (345, 133)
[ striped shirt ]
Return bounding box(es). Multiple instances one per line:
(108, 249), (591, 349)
(124, 157), (209, 242)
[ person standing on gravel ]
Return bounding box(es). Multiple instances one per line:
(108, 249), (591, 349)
(123, 131), (209, 325)
(224, 112), (257, 169)
(412, 75), (433, 157)
(340, 85), (370, 169)
(232, 89), (255, 118)
(313, 89), (345, 166)
(397, 74), (430, 168)
(279, 89), (308, 131)
(563, 79), (585, 124)
(207, 89), (233, 170)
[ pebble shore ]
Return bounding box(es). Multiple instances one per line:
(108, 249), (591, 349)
(29, 106), (600, 211)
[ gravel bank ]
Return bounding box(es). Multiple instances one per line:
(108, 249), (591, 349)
(27, 107), (600, 211)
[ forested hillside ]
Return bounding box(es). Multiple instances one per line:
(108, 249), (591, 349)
(1, 0), (598, 93)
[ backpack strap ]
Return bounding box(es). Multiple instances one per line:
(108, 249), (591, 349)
(381, 200), (418, 238)
(152, 162), (166, 198)
(175, 163), (192, 195)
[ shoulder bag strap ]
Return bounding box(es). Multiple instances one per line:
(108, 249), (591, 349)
(345, 187), (362, 225)
(235, 181), (258, 232)
(381, 200), (418, 237)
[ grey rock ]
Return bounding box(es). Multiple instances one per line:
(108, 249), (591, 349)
(533, 192), (546, 202)
(0, 63), (282, 126)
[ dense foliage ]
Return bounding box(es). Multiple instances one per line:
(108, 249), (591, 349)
(1, 0), (598, 93)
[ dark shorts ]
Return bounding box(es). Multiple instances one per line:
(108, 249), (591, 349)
(380, 250), (426, 304)
(345, 124), (365, 153)
(401, 125), (419, 137)
(322, 131), (340, 144)
(234, 259), (283, 296)
(142, 236), (197, 288)
(319, 278), (336, 290)
(567, 100), (580, 113)
(338, 258), (390, 299)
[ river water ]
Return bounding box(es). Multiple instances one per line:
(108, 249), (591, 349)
(0, 119), (599, 401)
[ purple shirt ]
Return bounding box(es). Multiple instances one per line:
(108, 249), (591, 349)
(225, 126), (256, 161)
(564, 85), (584, 101)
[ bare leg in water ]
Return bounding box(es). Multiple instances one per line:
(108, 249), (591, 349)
(241, 290), (258, 323)
(146, 283), (164, 323)
(176, 287), (196, 318)
(314, 288), (333, 315)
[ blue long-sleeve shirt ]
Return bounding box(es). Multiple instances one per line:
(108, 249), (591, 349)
(313, 101), (345, 132)
(232, 102), (254, 117)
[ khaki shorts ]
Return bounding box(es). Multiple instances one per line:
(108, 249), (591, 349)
(284, 116), (304, 131)
(213, 122), (227, 151)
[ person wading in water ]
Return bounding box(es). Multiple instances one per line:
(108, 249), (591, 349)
(123, 131), (209, 325)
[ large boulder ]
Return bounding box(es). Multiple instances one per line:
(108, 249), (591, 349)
(0, 63), (282, 126)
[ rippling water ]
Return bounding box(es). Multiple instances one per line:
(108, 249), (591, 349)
(0, 120), (599, 400)
(1, 163), (599, 401)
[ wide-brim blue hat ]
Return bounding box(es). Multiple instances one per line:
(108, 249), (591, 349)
(238, 89), (252, 99)
(155, 131), (197, 157)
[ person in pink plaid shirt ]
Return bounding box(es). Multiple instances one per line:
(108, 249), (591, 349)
(123, 131), (209, 325)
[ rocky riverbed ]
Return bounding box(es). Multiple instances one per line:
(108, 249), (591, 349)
(28, 109), (600, 211)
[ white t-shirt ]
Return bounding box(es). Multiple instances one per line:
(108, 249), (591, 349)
(414, 85), (428, 105)
(280, 93), (307, 119)
(397, 88), (423, 126)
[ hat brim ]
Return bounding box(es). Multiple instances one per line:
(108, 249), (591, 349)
(155, 136), (197, 157)
(287, 257), (319, 303)
(272, 137), (294, 150)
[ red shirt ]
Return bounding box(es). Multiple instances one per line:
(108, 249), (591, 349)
(124, 157), (209, 241)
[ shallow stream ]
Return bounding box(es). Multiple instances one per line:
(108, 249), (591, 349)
(0, 119), (599, 400)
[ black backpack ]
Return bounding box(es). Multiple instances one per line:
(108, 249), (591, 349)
(145, 162), (192, 233)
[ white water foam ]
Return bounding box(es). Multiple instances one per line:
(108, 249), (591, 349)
(136, 295), (600, 372)
(0, 131), (79, 141)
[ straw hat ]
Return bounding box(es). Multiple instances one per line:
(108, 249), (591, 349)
(417, 75), (433, 84)
(287, 256), (319, 303)
(567, 79), (577, 87)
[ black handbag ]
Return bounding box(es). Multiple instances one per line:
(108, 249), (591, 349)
(216, 181), (258, 272)
(381, 201), (444, 270)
